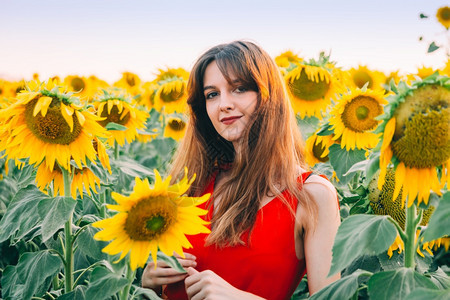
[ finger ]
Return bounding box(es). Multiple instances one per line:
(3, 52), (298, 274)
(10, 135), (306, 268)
(153, 273), (189, 286)
(177, 258), (197, 268)
(174, 252), (196, 260)
(185, 279), (203, 299)
(187, 267), (199, 276)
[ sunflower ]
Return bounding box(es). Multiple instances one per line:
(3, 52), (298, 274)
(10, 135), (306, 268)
(93, 168), (211, 270)
(153, 67), (189, 83)
(36, 163), (100, 199)
(329, 87), (387, 150)
(274, 50), (303, 69)
(378, 76), (450, 207)
(0, 80), (109, 172)
(153, 79), (188, 114)
(152, 68), (189, 114)
(113, 72), (143, 99)
(369, 168), (435, 230)
(305, 131), (335, 166)
(406, 66), (439, 83)
(348, 66), (386, 91)
(63, 75), (95, 100)
(436, 6), (450, 29)
(164, 116), (187, 141)
(285, 64), (339, 119)
(94, 89), (149, 147)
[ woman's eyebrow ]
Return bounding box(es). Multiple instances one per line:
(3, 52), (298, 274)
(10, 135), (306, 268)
(203, 85), (215, 91)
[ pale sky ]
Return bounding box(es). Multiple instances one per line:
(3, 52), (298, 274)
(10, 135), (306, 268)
(1, 0), (449, 83)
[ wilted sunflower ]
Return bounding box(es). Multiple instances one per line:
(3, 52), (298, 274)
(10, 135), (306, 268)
(305, 131), (335, 166)
(164, 116), (187, 141)
(329, 87), (387, 150)
(369, 169), (444, 258)
(36, 163), (100, 198)
(348, 66), (385, 91)
(0, 80), (109, 172)
(436, 6), (450, 29)
(94, 90), (149, 147)
(285, 64), (339, 119)
(93, 169), (211, 270)
(152, 68), (189, 114)
(378, 76), (450, 207)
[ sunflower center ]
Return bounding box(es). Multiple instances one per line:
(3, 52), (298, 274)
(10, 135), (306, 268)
(25, 98), (82, 145)
(125, 196), (177, 241)
(352, 71), (373, 89)
(440, 7), (450, 21)
(161, 85), (185, 103)
(71, 77), (85, 92)
(168, 119), (186, 131)
(146, 215), (165, 231)
(126, 74), (136, 87)
(312, 139), (329, 162)
(98, 104), (131, 127)
(392, 109), (450, 168)
(288, 69), (330, 101)
(341, 96), (381, 132)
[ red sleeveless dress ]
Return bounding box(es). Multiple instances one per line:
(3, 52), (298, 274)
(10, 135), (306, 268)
(164, 172), (312, 300)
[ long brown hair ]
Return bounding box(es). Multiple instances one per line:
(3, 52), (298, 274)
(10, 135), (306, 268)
(170, 40), (317, 247)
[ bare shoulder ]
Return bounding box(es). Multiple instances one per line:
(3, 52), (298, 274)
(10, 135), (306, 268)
(297, 174), (340, 230)
(303, 174), (338, 207)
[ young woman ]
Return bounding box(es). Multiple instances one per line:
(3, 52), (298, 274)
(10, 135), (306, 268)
(142, 40), (340, 299)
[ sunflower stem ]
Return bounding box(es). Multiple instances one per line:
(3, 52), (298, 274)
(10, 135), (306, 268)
(119, 263), (136, 300)
(62, 167), (74, 293)
(387, 216), (407, 242)
(404, 201), (417, 269)
(114, 140), (119, 160)
(100, 191), (107, 218)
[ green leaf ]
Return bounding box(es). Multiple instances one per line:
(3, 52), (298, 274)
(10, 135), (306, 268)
(57, 285), (87, 300)
(427, 42), (440, 53)
(0, 185), (47, 243)
(408, 288), (450, 300)
(156, 251), (187, 273)
(1, 265), (24, 299)
(329, 215), (397, 276)
(131, 286), (163, 300)
(85, 266), (128, 299)
(328, 144), (366, 184)
(419, 13), (428, 19)
(342, 255), (381, 277)
(377, 251), (404, 271)
(16, 250), (63, 300)
(426, 267), (450, 289)
(310, 269), (371, 300)
(76, 224), (108, 260)
(367, 268), (438, 300)
(364, 152), (380, 185)
(38, 196), (77, 242)
(422, 192), (450, 242)
(296, 115), (320, 138)
(105, 122), (128, 131)
(343, 160), (368, 177)
(112, 157), (154, 177)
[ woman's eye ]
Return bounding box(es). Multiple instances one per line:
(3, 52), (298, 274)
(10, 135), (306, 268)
(206, 92), (218, 99)
(235, 86), (247, 93)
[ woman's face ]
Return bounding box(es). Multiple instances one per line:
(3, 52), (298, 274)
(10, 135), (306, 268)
(203, 61), (258, 147)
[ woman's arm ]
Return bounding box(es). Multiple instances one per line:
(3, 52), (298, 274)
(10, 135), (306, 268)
(184, 268), (265, 300)
(299, 175), (341, 295)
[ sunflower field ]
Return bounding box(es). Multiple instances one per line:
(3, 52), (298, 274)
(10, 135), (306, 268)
(1, 6), (450, 300)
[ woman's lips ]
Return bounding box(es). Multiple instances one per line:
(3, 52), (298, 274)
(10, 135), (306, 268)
(220, 116), (242, 125)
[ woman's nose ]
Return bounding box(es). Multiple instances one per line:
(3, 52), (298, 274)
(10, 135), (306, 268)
(219, 92), (234, 111)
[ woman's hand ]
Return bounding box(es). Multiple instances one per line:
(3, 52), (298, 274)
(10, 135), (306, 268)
(142, 253), (197, 293)
(185, 267), (264, 300)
